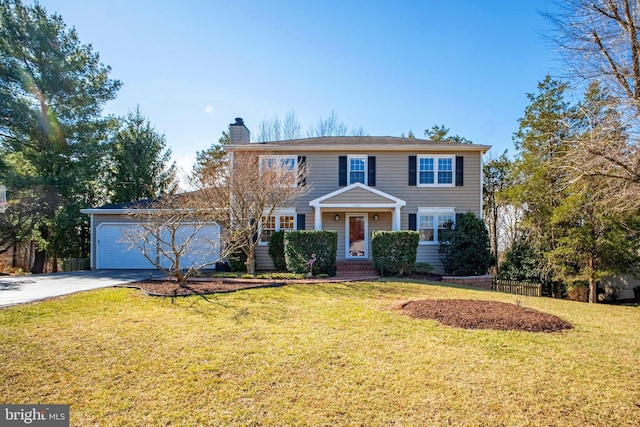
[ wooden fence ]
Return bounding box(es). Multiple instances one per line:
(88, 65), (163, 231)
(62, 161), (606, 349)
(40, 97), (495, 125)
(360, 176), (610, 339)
(62, 258), (90, 272)
(493, 279), (542, 297)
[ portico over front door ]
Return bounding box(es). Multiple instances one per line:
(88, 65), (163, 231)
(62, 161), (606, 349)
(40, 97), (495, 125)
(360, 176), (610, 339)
(346, 214), (368, 258)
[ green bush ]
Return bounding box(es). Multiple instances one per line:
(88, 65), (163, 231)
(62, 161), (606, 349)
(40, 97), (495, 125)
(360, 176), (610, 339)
(268, 231), (287, 271)
(284, 231), (337, 276)
(371, 231), (419, 276)
(439, 212), (491, 276)
(229, 250), (247, 272)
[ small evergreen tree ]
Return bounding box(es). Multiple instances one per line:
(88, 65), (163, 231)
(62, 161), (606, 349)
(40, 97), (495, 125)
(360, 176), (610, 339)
(268, 231), (286, 271)
(439, 212), (491, 276)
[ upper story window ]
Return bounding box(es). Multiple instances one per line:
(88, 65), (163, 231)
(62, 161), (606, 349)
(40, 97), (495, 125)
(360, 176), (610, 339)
(348, 155), (366, 185)
(417, 207), (455, 244)
(259, 155), (298, 187)
(417, 155), (454, 186)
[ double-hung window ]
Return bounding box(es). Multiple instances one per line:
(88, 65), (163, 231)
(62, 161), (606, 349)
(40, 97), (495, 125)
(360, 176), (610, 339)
(259, 155), (298, 187)
(259, 209), (296, 244)
(348, 155), (366, 185)
(417, 155), (454, 186)
(417, 208), (455, 244)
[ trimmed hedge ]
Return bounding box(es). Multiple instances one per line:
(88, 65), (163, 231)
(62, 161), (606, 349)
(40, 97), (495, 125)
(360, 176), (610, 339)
(371, 231), (419, 276)
(268, 231), (286, 271)
(284, 230), (337, 276)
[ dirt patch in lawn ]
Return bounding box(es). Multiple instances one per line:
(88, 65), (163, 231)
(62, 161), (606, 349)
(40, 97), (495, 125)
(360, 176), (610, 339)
(399, 299), (573, 332)
(122, 280), (285, 297)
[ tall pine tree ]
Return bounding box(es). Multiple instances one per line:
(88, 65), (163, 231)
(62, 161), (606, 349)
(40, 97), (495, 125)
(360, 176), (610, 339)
(0, 0), (120, 271)
(109, 107), (177, 203)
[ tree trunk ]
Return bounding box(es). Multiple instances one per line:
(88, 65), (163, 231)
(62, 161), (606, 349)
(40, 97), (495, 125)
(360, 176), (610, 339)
(588, 256), (597, 303)
(30, 226), (48, 274)
(30, 247), (46, 274)
(246, 250), (256, 277)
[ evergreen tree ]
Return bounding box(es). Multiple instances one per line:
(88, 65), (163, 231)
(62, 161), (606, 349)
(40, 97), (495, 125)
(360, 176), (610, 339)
(0, 0), (120, 271)
(508, 76), (574, 295)
(109, 107), (177, 203)
(438, 212), (492, 276)
(424, 124), (472, 143)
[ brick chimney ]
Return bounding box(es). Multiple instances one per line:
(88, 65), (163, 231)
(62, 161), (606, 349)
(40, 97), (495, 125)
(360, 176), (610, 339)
(229, 117), (250, 144)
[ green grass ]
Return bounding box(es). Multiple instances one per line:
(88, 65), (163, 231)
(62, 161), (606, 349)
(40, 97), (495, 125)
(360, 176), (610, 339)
(1, 280), (639, 426)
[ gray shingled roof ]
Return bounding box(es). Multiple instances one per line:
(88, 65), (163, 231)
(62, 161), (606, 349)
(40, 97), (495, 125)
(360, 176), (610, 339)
(225, 136), (491, 152)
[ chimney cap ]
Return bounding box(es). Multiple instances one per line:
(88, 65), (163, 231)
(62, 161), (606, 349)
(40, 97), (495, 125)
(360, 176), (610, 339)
(233, 117), (245, 126)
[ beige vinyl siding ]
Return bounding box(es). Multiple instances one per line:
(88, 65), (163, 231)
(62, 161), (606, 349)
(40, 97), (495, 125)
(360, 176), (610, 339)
(255, 246), (274, 271)
(301, 151), (482, 215)
(417, 245), (444, 273)
(243, 149), (483, 272)
(323, 187), (394, 205)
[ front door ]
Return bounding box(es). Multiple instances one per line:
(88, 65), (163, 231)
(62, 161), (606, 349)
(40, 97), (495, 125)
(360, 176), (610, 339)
(346, 214), (368, 258)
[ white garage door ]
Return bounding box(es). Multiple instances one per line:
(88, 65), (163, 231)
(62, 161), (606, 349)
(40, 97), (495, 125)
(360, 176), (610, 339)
(159, 223), (221, 269)
(96, 224), (157, 269)
(96, 222), (220, 270)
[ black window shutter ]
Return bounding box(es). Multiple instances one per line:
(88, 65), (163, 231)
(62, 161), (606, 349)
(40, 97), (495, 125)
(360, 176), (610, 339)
(455, 212), (464, 226)
(367, 156), (376, 186)
(296, 214), (305, 230)
(408, 156), (417, 186)
(298, 156), (306, 187)
(338, 156), (347, 186)
(455, 156), (464, 186)
(251, 218), (258, 243)
(408, 213), (417, 231)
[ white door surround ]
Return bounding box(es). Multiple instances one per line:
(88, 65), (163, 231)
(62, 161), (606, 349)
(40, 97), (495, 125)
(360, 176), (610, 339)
(346, 213), (368, 259)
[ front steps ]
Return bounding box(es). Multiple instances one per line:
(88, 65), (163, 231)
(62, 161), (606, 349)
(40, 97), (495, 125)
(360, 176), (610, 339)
(335, 260), (379, 277)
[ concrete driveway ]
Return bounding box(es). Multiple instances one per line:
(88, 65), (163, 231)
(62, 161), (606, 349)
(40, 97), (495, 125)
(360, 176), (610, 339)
(0, 270), (157, 308)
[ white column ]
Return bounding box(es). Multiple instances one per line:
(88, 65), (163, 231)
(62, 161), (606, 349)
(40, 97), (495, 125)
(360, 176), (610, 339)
(393, 206), (401, 230)
(314, 207), (322, 230)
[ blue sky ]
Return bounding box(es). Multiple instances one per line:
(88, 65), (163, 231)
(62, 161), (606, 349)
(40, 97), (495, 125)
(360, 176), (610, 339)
(41, 0), (560, 176)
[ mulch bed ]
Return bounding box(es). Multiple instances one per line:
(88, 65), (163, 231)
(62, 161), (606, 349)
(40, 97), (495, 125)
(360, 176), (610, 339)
(399, 299), (573, 332)
(122, 280), (285, 297)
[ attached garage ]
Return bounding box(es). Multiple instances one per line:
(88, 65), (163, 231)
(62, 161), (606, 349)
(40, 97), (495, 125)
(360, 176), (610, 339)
(96, 223), (157, 269)
(81, 203), (221, 270)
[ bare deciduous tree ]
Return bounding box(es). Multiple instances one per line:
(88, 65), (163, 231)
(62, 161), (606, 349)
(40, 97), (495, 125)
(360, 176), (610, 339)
(546, 2), (640, 210)
(548, 0), (640, 110)
(194, 151), (308, 276)
(123, 194), (232, 286)
(256, 111), (302, 142)
(306, 110), (348, 138)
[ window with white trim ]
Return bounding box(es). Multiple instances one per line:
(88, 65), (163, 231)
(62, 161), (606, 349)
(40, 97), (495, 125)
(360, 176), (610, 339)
(259, 155), (298, 187)
(259, 210), (296, 244)
(418, 155), (454, 186)
(348, 155), (366, 185)
(418, 208), (455, 243)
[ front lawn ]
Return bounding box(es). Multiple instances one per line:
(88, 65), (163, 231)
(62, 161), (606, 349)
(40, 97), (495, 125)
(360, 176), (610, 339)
(1, 280), (638, 426)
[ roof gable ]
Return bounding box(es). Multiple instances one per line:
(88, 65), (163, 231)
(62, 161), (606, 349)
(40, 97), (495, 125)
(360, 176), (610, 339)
(310, 183), (406, 208)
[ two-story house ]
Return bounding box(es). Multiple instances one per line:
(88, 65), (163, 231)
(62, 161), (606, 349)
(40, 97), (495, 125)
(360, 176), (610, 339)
(227, 118), (490, 273)
(81, 118), (490, 273)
